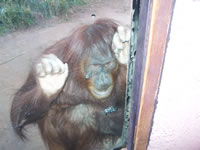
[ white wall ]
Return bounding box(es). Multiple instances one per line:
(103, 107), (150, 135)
(148, 0), (200, 150)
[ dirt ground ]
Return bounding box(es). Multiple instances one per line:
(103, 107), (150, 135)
(0, 0), (131, 149)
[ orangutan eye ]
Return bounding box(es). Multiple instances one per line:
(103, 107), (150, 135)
(90, 64), (101, 69)
(104, 61), (115, 69)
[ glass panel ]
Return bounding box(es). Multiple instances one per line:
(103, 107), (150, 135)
(0, 0), (139, 150)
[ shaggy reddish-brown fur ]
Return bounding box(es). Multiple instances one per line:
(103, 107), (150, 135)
(10, 19), (127, 150)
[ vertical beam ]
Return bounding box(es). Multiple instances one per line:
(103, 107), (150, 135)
(133, 0), (175, 149)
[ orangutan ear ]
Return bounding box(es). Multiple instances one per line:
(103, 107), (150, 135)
(112, 26), (130, 64)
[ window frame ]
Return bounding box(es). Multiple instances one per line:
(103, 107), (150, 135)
(127, 0), (176, 149)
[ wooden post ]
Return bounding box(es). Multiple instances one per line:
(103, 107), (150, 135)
(132, 0), (175, 149)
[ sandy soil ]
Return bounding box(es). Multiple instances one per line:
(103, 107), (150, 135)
(0, 0), (131, 150)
